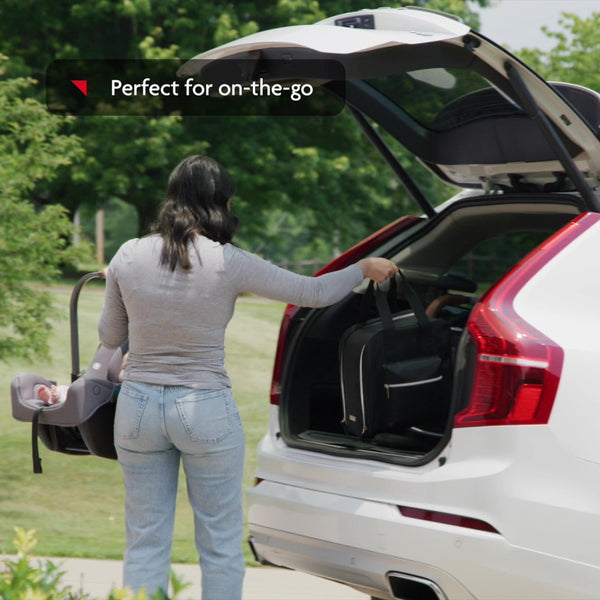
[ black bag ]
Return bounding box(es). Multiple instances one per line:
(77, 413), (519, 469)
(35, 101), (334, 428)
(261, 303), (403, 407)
(340, 274), (452, 438)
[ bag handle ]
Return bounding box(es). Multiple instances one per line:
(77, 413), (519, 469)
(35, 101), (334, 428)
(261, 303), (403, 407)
(359, 277), (398, 322)
(374, 271), (430, 332)
(397, 270), (430, 330)
(374, 272), (435, 363)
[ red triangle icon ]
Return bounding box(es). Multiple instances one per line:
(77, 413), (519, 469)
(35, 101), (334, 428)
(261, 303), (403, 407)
(71, 80), (88, 96)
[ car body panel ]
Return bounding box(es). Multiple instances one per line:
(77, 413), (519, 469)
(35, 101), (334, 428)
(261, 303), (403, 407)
(249, 424), (600, 599)
(248, 523), (478, 600)
(513, 212), (600, 464)
(251, 415), (600, 563)
(178, 8), (470, 65)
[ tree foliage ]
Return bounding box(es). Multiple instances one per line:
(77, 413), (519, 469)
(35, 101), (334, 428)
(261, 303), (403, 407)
(0, 57), (83, 361)
(517, 12), (600, 92)
(0, 0), (492, 263)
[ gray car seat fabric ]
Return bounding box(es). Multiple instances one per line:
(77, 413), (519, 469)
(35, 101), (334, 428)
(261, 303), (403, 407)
(10, 343), (127, 472)
(11, 343), (126, 426)
(11, 373), (116, 428)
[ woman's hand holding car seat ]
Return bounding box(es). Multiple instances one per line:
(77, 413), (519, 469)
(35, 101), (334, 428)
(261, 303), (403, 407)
(357, 258), (399, 283)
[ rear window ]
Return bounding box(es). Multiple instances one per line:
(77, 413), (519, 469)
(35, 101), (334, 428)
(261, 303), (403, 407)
(367, 67), (524, 131)
(452, 231), (550, 286)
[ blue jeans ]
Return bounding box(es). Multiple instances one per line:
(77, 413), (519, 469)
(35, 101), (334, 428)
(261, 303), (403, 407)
(114, 382), (245, 599)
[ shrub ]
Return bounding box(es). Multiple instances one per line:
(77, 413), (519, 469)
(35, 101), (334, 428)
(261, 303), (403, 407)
(0, 528), (188, 600)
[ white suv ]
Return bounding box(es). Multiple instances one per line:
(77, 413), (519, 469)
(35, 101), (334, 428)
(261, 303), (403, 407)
(182, 7), (600, 600)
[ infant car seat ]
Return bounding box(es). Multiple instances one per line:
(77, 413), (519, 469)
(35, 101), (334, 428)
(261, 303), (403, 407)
(9, 271), (124, 473)
(10, 342), (127, 473)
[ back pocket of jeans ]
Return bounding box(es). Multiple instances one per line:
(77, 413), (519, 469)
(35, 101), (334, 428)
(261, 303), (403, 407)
(114, 385), (148, 440)
(175, 389), (233, 443)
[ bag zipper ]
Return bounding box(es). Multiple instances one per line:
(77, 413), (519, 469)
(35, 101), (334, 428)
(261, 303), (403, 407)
(384, 375), (443, 399)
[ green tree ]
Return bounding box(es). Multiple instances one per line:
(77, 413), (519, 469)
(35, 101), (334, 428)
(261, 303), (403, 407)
(0, 57), (83, 361)
(0, 0), (492, 267)
(518, 11), (600, 92)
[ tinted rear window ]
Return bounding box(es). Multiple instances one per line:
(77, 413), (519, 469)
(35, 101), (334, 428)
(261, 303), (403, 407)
(452, 231), (550, 285)
(367, 67), (524, 131)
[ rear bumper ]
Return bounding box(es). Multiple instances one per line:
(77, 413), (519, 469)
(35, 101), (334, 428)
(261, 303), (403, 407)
(247, 479), (600, 600)
(248, 523), (474, 600)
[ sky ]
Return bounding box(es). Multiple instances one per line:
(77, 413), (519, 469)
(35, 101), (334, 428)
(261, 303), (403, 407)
(475, 0), (598, 50)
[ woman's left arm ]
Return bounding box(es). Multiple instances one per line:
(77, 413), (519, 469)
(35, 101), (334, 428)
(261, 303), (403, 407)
(227, 246), (371, 308)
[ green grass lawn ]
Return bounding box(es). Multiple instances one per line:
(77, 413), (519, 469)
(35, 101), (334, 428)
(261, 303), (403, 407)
(0, 283), (286, 564)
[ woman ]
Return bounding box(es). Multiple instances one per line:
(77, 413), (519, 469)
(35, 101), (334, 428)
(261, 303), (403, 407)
(98, 155), (398, 599)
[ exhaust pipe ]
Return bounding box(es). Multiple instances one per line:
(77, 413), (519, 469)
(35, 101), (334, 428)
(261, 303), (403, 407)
(387, 572), (447, 600)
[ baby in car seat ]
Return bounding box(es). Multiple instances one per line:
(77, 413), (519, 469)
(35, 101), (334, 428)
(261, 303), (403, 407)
(33, 352), (129, 405)
(34, 383), (69, 405)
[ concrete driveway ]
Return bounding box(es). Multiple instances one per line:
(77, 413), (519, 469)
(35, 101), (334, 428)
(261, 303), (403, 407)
(43, 556), (371, 599)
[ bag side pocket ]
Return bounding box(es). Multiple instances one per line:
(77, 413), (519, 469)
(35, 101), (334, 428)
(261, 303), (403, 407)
(379, 356), (445, 433)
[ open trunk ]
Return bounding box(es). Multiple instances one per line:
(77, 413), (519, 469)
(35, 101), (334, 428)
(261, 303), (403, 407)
(180, 1), (600, 462)
(278, 194), (583, 465)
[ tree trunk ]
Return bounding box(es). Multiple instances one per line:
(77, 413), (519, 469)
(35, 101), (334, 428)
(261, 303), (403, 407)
(72, 208), (81, 246)
(95, 209), (105, 264)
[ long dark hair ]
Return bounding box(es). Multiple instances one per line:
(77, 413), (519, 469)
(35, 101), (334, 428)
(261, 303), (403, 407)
(153, 155), (238, 271)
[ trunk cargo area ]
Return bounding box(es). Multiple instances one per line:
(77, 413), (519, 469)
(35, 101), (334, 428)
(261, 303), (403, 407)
(278, 196), (583, 464)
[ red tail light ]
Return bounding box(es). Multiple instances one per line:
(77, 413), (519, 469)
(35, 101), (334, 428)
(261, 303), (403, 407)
(455, 298), (563, 427)
(270, 304), (301, 405)
(398, 505), (499, 534)
(455, 213), (599, 428)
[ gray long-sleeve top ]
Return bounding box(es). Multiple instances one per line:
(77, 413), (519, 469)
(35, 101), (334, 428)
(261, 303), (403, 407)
(98, 234), (364, 389)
